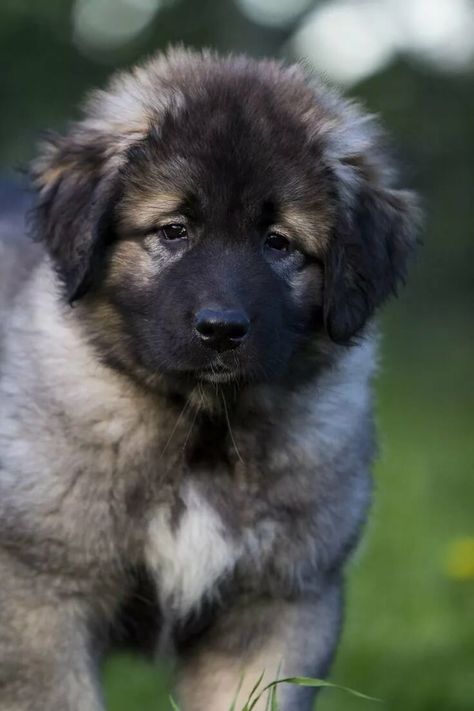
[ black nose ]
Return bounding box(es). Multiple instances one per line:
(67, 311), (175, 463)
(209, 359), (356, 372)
(195, 308), (250, 351)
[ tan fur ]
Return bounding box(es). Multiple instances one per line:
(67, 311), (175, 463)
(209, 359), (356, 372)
(106, 239), (157, 288)
(278, 205), (333, 252)
(117, 192), (185, 232)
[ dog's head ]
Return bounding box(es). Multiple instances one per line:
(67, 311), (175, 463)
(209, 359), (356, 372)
(31, 49), (419, 389)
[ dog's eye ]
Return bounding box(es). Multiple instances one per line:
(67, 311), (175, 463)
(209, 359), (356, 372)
(265, 233), (291, 253)
(159, 224), (188, 241)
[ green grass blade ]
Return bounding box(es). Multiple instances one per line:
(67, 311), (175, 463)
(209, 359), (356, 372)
(240, 669), (266, 711)
(247, 669), (266, 702)
(283, 677), (382, 702)
(169, 695), (181, 711)
(228, 673), (245, 711)
(270, 683), (279, 711)
(264, 659), (282, 711)
(247, 676), (381, 709)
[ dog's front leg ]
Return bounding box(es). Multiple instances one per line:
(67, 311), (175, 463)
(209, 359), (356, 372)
(175, 583), (342, 711)
(0, 557), (103, 711)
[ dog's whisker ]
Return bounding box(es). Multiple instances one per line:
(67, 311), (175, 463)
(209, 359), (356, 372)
(160, 389), (194, 458)
(182, 394), (201, 453)
(221, 391), (244, 465)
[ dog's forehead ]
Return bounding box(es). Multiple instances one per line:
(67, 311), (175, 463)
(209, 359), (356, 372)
(120, 80), (332, 230)
(114, 66), (337, 250)
(159, 75), (315, 164)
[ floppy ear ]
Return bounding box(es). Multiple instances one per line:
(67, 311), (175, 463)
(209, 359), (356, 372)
(30, 132), (123, 302)
(304, 81), (422, 344)
(323, 185), (419, 343)
(29, 60), (159, 301)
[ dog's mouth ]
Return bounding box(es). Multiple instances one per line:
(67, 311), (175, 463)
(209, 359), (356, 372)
(162, 358), (243, 387)
(197, 364), (239, 384)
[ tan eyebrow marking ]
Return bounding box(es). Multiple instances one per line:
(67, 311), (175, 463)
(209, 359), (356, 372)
(276, 206), (333, 250)
(118, 192), (185, 232)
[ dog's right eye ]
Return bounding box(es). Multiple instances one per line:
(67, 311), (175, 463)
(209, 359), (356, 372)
(159, 224), (188, 241)
(265, 233), (290, 252)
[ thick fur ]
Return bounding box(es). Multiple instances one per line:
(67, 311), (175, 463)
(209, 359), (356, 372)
(0, 49), (418, 710)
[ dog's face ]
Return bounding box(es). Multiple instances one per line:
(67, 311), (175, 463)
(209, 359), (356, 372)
(32, 50), (419, 390)
(105, 82), (333, 385)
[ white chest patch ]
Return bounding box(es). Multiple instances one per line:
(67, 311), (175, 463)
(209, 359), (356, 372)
(145, 484), (241, 618)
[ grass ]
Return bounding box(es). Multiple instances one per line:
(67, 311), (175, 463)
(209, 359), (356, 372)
(104, 308), (474, 710)
(105, 666), (380, 711)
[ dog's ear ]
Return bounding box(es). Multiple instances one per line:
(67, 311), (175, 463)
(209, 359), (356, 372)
(30, 131), (123, 302)
(305, 82), (421, 343)
(323, 185), (419, 343)
(29, 59), (158, 301)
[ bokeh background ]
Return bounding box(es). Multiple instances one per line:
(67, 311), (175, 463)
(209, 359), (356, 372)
(1, 1), (473, 709)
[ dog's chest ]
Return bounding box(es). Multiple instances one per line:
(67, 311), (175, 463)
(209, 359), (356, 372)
(144, 483), (244, 617)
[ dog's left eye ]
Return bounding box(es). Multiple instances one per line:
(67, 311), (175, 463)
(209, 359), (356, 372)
(159, 224), (188, 241)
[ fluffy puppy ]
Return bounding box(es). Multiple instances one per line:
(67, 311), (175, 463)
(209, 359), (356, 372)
(0, 49), (418, 710)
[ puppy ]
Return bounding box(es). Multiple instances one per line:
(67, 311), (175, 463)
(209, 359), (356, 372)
(0, 49), (418, 710)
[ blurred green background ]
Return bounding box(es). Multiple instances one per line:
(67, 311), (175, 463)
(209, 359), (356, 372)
(2, 1), (473, 709)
